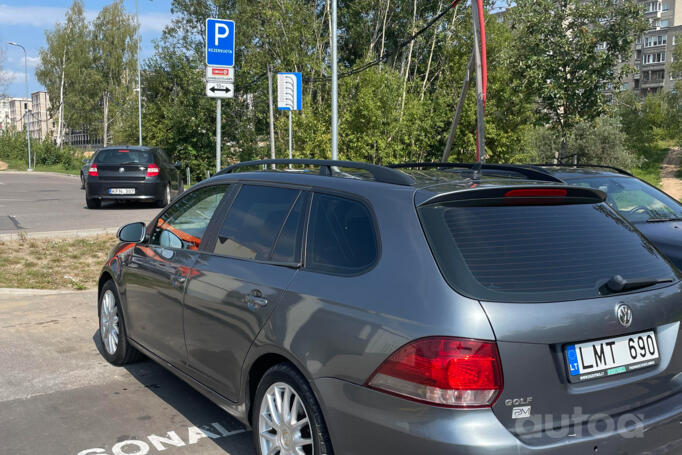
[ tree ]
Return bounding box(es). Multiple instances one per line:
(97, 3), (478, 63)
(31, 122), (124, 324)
(36, 1), (93, 146)
(508, 0), (646, 162)
(91, 0), (138, 146)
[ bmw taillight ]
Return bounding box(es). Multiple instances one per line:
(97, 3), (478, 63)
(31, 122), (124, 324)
(366, 337), (503, 408)
(146, 164), (160, 177)
(88, 163), (98, 177)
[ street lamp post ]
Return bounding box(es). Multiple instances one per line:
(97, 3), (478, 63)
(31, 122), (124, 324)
(9, 41), (32, 171)
(135, 0), (142, 146)
(331, 0), (338, 161)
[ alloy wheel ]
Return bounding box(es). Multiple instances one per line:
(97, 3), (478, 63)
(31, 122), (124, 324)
(258, 382), (313, 455)
(100, 290), (119, 355)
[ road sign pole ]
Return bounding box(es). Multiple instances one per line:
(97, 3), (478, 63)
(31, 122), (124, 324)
(268, 67), (276, 165)
(288, 110), (293, 167)
(331, 0), (338, 161)
(216, 99), (222, 173)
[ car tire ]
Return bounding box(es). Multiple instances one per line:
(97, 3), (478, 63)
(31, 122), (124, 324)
(86, 197), (101, 209)
(156, 183), (171, 208)
(252, 363), (333, 455)
(98, 281), (143, 365)
(80, 173), (85, 190)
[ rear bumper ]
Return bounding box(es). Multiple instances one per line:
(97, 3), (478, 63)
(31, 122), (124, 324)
(314, 377), (682, 454)
(86, 179), (163, 201)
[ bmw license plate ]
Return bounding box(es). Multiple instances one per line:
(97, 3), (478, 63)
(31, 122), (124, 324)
(109, 188), (135, 195)
(565, 331), (659, 383)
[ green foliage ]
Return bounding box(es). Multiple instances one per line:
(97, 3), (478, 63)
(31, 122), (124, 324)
(0, 132), (83, 172)
(526, 116), (642, 169)
(508, 0), (646, 153)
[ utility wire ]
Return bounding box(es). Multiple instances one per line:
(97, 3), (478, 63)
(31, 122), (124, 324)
(305, 0), (463, 83)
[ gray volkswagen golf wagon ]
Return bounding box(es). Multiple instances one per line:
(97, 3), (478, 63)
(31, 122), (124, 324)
(97, 160), (682, 454)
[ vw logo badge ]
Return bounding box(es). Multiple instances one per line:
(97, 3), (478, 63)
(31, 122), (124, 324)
(616, 304), (633, 328)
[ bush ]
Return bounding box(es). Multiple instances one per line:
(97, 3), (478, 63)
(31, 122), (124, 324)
(526, 116), (642, 169)
(0, 132), (83, 171)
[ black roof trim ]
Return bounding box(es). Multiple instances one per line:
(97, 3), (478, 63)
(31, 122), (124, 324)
(388, 162), (565, 184)
(217, 159), (416, 186)
(531, 163), (633, 177)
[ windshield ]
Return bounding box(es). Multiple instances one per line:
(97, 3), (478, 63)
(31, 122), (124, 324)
(95, 149), (153, 165)
(565, 176), (682, 223)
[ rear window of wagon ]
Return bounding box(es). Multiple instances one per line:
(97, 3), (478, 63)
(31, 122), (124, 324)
(419, 202), (678, 303)
(95, 149), (153, 165)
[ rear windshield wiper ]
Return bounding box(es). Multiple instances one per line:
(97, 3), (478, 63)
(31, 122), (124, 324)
(647, 217), (682, 223)
(605, 275), (674, 293)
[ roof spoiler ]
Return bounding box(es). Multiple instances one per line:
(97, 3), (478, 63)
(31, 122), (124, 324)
(419, 186), (607, 207)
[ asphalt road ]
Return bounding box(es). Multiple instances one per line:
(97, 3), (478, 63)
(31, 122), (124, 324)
(0, 172), (161, 235)
(0, 290), (257, 455)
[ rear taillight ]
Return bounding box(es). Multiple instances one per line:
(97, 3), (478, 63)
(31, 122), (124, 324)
(146, 164), (160, 177)
(367, 337), (503, 408)
(88, 163), (98, 177)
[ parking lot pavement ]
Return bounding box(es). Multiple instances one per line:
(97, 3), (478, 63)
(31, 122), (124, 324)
(0, 172), (160, 235)
(0, 290), (256, 455)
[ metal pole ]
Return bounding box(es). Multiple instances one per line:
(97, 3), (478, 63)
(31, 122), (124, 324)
(135, 0), (142, 146)
(288, 110), (293, 167)
(216, 99), (222, 173)
(471, 1), (485, 163)
(10, 42), (32, 170)
(186, 167), (191, 187)
(442, 52), (474, 163)
(268, 66), (276, 165)
(331, 0), (339, 160)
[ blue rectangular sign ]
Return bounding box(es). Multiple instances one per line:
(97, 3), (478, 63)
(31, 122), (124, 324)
(206, 18), (235, 67)
(277, 72), (303, 111)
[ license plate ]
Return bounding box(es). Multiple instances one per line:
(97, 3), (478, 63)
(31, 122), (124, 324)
(565, 331), (659, 383)
(109, 188), (135, 195)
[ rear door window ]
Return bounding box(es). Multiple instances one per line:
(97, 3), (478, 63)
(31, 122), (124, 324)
(95, 149), (153, 165)
(213, 185), (301, 261)
(305, 193), (378, 275)
(419, 203), (678, 303)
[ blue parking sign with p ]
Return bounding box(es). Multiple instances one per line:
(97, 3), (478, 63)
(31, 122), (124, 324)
(206, 19), (235, 67)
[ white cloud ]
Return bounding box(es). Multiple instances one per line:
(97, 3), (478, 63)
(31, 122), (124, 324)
(1, 69), (24, 83)
(0, 4), (171, 33)
(22, 56), (40, 68)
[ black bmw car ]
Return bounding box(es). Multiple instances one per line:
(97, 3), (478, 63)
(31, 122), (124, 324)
(85, 146), (183, 209)
(539, 165), (682, 270)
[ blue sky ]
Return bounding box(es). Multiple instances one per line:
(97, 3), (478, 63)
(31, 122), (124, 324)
(0, 0), (173, 98)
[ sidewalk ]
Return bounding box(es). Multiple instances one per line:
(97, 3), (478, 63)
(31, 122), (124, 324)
(661, 147), (682, 201)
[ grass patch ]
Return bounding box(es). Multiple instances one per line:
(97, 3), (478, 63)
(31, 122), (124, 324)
(1, 158), (80, 175)
(631, 141), (671, 188)
(0, 235), (117, 290)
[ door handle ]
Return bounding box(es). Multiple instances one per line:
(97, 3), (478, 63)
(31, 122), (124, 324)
(246, 290), (268, 310)
(170, 271), (187, 288)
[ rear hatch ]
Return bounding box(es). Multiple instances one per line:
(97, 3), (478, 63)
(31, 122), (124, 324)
(418, 185), (682, 443)
(93, 148), (152, 181)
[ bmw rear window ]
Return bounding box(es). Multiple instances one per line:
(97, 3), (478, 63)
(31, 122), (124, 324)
(95, 149), (153, 164)
(419, 202), (678, 303)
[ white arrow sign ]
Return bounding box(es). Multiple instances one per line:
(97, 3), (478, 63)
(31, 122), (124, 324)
(206, 82), (234, 98)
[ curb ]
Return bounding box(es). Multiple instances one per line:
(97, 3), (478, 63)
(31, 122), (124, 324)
(0, 227), (118, 241)
(0, 288), (93, 296)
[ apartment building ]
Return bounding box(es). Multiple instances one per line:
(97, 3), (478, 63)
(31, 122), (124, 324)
(622, 0), (682, 95)
(0, 98), (10, 133)
(28, 91), (55, 141)
(8, 98), (32, 133)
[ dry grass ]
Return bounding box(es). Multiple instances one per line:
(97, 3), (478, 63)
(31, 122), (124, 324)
(0, 235), (118, 290)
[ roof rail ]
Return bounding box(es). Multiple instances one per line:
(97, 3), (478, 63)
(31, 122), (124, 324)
(216, 159), (416, 186)
(387, 162), (565, 184)
(530, 163), (634, 177)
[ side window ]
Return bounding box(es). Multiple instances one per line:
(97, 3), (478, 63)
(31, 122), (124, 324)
(271, 192), (309, 263)
(150, 185), (229, 250)
(214, 185), (300, 261)
(306, 193), (378, 275)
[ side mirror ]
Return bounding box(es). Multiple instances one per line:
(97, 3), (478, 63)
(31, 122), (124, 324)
(117, 222), (146, 243)
(173, 161), (182, 169)
(82, 158), (89, 164)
